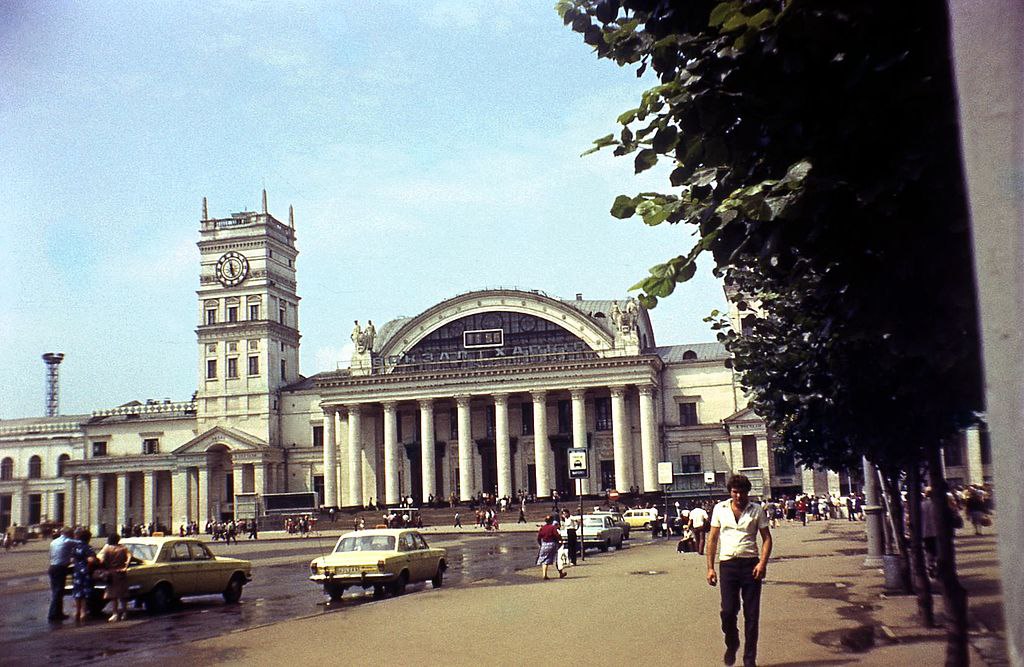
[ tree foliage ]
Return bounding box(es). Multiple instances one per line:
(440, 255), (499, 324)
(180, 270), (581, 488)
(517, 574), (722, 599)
(559, 0), (983, 471)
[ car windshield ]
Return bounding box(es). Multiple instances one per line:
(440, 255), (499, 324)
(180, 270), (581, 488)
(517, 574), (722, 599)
(125, 543), (158, 562)
(582, 517), (606, 527)
(334, 535), (396, 553)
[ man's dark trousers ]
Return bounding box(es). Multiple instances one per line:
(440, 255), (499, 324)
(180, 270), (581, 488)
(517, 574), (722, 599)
(719, 558), (762, 666)
(47, 565), (68, 621)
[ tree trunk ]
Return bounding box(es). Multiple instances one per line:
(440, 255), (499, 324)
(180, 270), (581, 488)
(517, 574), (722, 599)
(907, 464), (935, 626)
(927, 446), (969, 666)
(880, 469), (914, 595)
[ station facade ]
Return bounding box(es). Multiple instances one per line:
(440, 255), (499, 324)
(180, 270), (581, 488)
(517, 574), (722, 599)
(0, 196), (992, 534)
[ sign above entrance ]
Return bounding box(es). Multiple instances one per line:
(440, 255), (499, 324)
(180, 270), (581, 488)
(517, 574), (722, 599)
(568, 448), (588, 479)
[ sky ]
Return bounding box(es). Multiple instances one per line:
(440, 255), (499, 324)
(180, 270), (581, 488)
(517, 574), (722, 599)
(0, 1), (728, 420)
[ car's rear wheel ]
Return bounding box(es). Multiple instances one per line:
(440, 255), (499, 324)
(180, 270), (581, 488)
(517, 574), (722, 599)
(389, 571), (408, 596)
(599, 540), (610, 553)
(146, 583), (174, 614)
(223, 574), (245, 603)
(431, 562), (445, 588)
(86, 592), (107, 617)
(643, 522), (651, 529)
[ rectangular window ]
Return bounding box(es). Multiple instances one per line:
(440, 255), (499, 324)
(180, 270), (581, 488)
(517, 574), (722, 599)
(449, 408), (458, 440)
(680, 454), (702, 473)
(280, 359), (286, 380)
(773, 449), (796, 475)
(55, 492), (65, 524)
(206, 359), (217, 379)
(227, 341), (237, 353)
(227, 306), (238, 322)
(28, 494), (42, 525)
(679, 402), (698, 426)
(227, 357), (238, 379)
(279, 306), (286, 324)
(741, 435), (759, 468)
(557, 400), (571, 434)
(225, 472), (233, 502)
(248, 356), (259, 376)
(142, 438), (159, 455)
(91, 441), (107, 457)
(248, 339), (259, 350)
(521, 402), (534, 436)
(595, 397), (612, 431)
(249, 304), (260, 320)
(206, 308), (217, 325)
(600, 460), (615, 491)
(312, 425), (324, 449)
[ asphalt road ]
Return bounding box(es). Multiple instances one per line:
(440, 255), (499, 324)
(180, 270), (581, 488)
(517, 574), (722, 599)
(0, 531), (652, 666)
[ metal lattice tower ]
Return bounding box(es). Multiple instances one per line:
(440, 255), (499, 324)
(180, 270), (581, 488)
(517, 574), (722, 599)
(42, 353), (64, 417)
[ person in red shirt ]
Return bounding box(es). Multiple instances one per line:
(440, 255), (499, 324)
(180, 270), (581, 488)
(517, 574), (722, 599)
(536, 515), (565, 579)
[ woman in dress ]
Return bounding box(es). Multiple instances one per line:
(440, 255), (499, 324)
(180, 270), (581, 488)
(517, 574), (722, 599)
(535, 515), (565, 579)
(70, 527), (96, 623)
(98, 533), (130, 621)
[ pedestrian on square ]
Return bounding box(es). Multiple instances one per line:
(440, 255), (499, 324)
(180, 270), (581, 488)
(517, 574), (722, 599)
(706, 474), (773, 667)
(46, 527), (75, 622)
(454, 512), (462, 528)
(535, 515), (565, 580)
(70, 528), (97, 624)
(97, 533), (130, 622)
(689, 503), (710, 555)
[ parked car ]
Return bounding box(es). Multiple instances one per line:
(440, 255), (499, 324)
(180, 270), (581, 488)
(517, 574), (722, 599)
(592, 511), (630, 539)
(309, 528), (447, 600)
(622, 508), (659, 529)
(563, 514), (624, 552)
(66, 536), (252, 616)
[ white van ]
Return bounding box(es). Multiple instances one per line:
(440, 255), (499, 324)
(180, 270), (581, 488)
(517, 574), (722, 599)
(622, 508), (659, 529)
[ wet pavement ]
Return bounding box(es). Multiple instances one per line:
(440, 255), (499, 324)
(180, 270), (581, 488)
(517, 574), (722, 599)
(0, 531), (650, 666)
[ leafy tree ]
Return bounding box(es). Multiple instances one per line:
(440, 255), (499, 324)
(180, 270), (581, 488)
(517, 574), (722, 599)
(561, 1), (983, 662)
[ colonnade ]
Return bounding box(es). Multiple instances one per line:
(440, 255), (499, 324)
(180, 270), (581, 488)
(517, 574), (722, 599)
(321, 384), (662, 507)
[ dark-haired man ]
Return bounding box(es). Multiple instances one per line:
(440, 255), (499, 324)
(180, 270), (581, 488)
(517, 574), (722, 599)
(706, 474), (772, 667)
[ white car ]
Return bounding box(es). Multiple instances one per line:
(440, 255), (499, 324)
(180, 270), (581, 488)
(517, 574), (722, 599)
(562, 514), (624, 552)
(592, 511), (631, 539)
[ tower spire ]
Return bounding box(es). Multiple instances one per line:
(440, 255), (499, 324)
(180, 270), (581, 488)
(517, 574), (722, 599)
(202, 196), (208, 220)
(289, 204), (294, 228)
(262, 189), (268, 214)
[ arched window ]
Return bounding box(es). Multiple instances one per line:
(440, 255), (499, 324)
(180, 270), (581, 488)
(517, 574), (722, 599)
(28, 455), (42, 479)
(0, 457), (12, 480)
(57, 454), (70, 477)
(682, 350), (698, 360)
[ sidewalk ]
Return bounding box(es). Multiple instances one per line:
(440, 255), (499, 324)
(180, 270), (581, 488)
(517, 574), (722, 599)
(125, 520), (1005, 667)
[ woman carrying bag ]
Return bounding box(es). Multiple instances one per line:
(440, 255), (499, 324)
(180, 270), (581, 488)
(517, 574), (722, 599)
(98, 533), (131, 621)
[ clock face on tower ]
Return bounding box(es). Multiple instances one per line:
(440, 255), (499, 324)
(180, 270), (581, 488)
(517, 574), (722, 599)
(215, 251), (249, 287)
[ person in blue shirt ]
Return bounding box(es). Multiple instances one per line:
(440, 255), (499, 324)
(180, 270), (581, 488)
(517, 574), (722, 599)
(47, 527), (76, 622)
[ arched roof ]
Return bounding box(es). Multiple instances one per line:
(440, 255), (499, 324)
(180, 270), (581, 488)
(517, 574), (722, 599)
(376, 289), (617, 362)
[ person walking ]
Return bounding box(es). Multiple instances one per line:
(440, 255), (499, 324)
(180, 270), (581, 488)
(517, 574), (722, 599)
(535, 515), (565, 580)
(454, 511), (462, 528)
(689, 503), (710, 556)
(561, 510), (579, 565)
(706, 474), (772, 667)
(70, 528), (97, 624)
(98, 533), (130, 622)
(47, 527), (75, 622)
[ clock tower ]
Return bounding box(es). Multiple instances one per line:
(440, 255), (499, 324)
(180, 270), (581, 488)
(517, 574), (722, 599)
(195, 191), (301, 444)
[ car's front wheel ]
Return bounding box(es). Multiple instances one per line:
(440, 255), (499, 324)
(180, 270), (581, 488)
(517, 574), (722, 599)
(146, 583), (174, 614)
(326, 583), (347, 600)
(599, 540), (610, 553)
(223, 575), (245, 603)
(431, 562), (445, 588)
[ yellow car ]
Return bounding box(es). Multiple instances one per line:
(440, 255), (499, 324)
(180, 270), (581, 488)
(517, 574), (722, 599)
(622, 508), (660, 529)
(70, 536), (252, 615)
(309, 528), (447, 600)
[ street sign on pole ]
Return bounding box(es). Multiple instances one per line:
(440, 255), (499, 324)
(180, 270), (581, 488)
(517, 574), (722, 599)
(657, 462), (674, 485)
(703, 471), (716, 485)
(568, 448), (588, 479)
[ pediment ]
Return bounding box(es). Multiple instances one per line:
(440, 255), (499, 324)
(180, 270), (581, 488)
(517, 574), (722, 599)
(722, 406), (762, 424)
(172, 426), (268, 455)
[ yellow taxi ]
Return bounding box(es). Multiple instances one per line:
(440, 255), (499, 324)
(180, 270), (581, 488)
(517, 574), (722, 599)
(309, 528), (447, 600)
(622, 508), (660, 529)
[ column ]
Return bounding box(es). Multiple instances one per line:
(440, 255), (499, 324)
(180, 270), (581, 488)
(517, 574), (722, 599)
(419, 399), (435, 504)
(116, 472), (130, 531)
(254, 463), (266, 496)
(965, 426), (984, 485)
(610, 386), (631, 493)
(172, 469), (189, 529)
(862, 456), (884, 567)
(143, 470), (157, 527)
(638, 385), (659, 492)
(457, 395), (474, 501)
(89, 475), (102, 536)
(322, 407), (338, 507)
(383, 402), (400, 505)
(197, 466), (210, 526)
(531, 391), (552, 499)
(570, 388), (591, 496)
(801, 466), (817, 494)
(494, 393), (512, 499)
(231, 465), (244, 508)
(826, 469), (842, 496)
(347, 405), (363, 507)
(68, 475), (78, 526)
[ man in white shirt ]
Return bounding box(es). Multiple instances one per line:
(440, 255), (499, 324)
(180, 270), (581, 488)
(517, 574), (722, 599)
(688, 503), (710, 555)
(706, 474), (773, 667)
